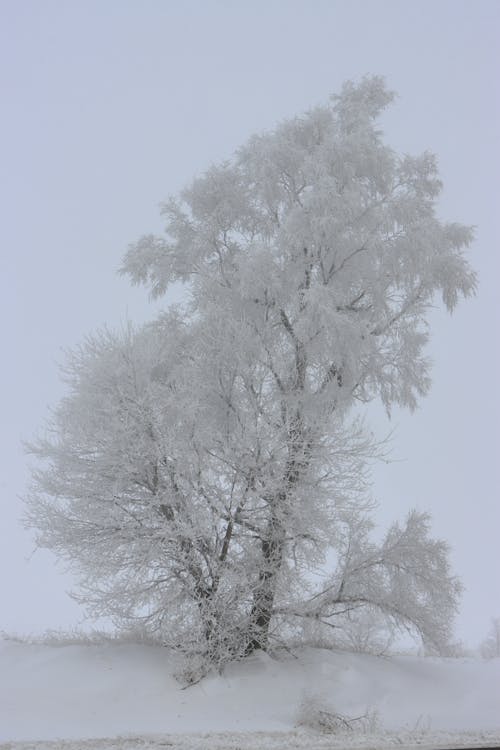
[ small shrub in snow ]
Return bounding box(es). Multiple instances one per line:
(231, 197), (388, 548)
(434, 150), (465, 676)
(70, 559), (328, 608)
(295, 693), (380, 734)
(174, 657), (209, 686)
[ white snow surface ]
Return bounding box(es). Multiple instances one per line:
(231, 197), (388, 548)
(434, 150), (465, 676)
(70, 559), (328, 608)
(0, 638), (499, 748)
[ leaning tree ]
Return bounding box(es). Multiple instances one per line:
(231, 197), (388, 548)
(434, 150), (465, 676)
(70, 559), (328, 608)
(26, 77), (475, 674)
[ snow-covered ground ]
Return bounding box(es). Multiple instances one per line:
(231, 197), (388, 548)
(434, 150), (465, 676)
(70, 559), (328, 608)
(1, 637), (499, 749)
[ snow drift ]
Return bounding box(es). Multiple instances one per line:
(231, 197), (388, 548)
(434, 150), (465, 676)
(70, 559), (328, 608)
(1, 638), (499, 746)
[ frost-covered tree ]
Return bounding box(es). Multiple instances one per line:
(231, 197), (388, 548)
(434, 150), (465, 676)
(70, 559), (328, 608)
(480, 618), (500, 659)
(26, 77), (475, 672)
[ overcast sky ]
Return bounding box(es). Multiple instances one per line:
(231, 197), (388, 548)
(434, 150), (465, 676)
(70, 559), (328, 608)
(1, 0), (498, 648)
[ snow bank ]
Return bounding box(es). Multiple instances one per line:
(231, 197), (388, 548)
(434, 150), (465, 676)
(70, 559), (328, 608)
(0, 638), (499, 745)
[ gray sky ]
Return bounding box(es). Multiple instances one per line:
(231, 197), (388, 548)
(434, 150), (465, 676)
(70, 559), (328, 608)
(1, 0), (498, 647)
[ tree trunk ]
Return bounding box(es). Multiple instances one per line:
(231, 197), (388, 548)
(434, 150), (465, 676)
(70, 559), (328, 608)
(246, 303), (310, 654)
(246, 525), (284, 653)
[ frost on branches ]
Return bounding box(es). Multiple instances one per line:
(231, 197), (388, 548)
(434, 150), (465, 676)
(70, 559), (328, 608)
(26, 77), (475, 676)
(480, 618), (500, 659)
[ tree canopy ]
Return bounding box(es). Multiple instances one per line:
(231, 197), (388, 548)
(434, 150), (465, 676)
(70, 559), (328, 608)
(26, 77), (475, 677)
